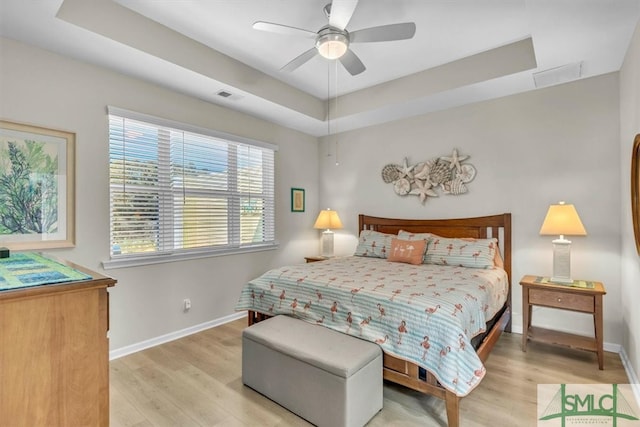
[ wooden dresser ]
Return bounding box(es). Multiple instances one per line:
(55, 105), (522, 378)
(0, 259), (116, 426)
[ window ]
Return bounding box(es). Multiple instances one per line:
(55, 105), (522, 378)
(105, 107), (277, 268)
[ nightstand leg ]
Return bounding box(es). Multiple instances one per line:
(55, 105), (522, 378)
(594, 295), (604, 370)
(522, 290), (529, 352)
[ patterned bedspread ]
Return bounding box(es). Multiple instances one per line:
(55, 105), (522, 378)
(235, 256), (509, 397)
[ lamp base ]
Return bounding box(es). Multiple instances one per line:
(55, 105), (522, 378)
(320, 230), (334, 258)
(550, 237), (572, 284)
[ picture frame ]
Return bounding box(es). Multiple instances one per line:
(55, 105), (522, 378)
(291, 188), (305, 212)
(0, 120), (76, 250)
(632, 134), (640, 255)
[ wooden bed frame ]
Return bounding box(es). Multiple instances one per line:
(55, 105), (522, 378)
(247, 213), (512, 427)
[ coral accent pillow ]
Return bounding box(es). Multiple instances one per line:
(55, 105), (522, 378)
(387, 238), (428, 265)
(397, 230), (436, 263)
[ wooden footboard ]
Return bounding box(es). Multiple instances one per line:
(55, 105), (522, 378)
(247, 309), (268, 326)
(381, 306), (511, 427)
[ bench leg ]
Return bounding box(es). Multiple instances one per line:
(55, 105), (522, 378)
(445, 390), (460, 427)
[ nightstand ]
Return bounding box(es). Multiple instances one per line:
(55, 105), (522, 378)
(304, 256), (328, 263)
(520, 275), (606, 369)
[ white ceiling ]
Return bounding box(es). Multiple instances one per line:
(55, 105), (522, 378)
(1, 0), (639, 136)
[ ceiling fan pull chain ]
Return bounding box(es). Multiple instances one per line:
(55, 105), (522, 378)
(334, 59), (340, 166)
(327, 61), (332, 159)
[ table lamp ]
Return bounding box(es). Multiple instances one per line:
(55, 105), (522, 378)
(539, 201), (587, 284)
(314, 209), (343, 257)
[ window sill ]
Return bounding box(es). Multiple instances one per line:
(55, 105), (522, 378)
(102, 243), (279, 270)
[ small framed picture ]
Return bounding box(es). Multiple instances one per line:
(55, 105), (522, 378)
(291, 188), (305, 212)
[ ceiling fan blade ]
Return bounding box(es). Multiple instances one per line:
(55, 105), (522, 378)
(328, 0), (359, 31)
(350, 22), (416, 43)
(339, 49), (366, 75)
(281, 47), (318, 72)
(253, 21), (317, 39)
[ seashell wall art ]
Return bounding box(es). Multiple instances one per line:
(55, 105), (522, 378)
(381, 149), (476, 204)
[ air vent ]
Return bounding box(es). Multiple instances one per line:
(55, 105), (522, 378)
(533, 62), (583, 88)
(215, 90), (243, 101)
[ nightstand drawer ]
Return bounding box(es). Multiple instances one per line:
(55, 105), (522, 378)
(529, 288), (594, 312)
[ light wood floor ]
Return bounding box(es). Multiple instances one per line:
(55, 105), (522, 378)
(110, 318), (630, 427)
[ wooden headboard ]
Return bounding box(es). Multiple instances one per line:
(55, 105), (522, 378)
(359, 213), (512, 321)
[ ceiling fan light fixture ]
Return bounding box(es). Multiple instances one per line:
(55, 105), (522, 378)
(316, 32), (349, 59)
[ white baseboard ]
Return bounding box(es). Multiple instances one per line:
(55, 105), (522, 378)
(109, 311), (246, 361)
(619, 346), (640, 405)
(604, 342), (622, 353)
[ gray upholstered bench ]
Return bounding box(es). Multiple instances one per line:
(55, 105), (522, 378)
(242, 315), (383, 427)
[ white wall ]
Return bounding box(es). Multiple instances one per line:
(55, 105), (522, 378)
(319, 74), (623, 346)
(0, 37), (321, 351)
(0, 32), (632, 357)
(620, 21), (640, 377)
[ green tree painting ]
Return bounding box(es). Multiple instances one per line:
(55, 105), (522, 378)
(0, 140), (58, 235)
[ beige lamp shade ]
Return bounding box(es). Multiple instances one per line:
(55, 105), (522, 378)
(314, 209), (343, 230)
(539, 202), (587, 237)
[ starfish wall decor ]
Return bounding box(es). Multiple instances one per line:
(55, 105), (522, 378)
(381, 149), (476, 204)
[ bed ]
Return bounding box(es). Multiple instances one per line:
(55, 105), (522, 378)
(236, 213), (512, 427)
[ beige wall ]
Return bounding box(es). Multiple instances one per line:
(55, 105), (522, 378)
(0, 37), (321, 351)
(620, 20), (640, 379)
(319, 73), (623, 346)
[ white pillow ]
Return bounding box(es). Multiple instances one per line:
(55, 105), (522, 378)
(354, 230), (395, 258)
(425, 236), (498, 268)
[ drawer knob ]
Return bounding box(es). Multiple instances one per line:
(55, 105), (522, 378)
(557, 298), (562, 302)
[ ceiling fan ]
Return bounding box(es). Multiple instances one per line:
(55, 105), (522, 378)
(252, 0), (416, 76)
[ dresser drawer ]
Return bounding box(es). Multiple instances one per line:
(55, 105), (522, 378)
(529, 288), (594, 312)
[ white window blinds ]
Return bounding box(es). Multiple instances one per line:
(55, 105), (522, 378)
(107, 107), (276, 266)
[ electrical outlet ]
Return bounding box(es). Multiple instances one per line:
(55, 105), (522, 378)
(183, 298), (191, 311)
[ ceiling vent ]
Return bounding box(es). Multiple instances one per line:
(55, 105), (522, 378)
(533, 62), (583, 88)
(215, 90), (243, 101)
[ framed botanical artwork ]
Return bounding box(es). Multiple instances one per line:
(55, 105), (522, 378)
(632, 134), (640, 255)
(0, 120), (76, 250)
(291, 188), (305, 212)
